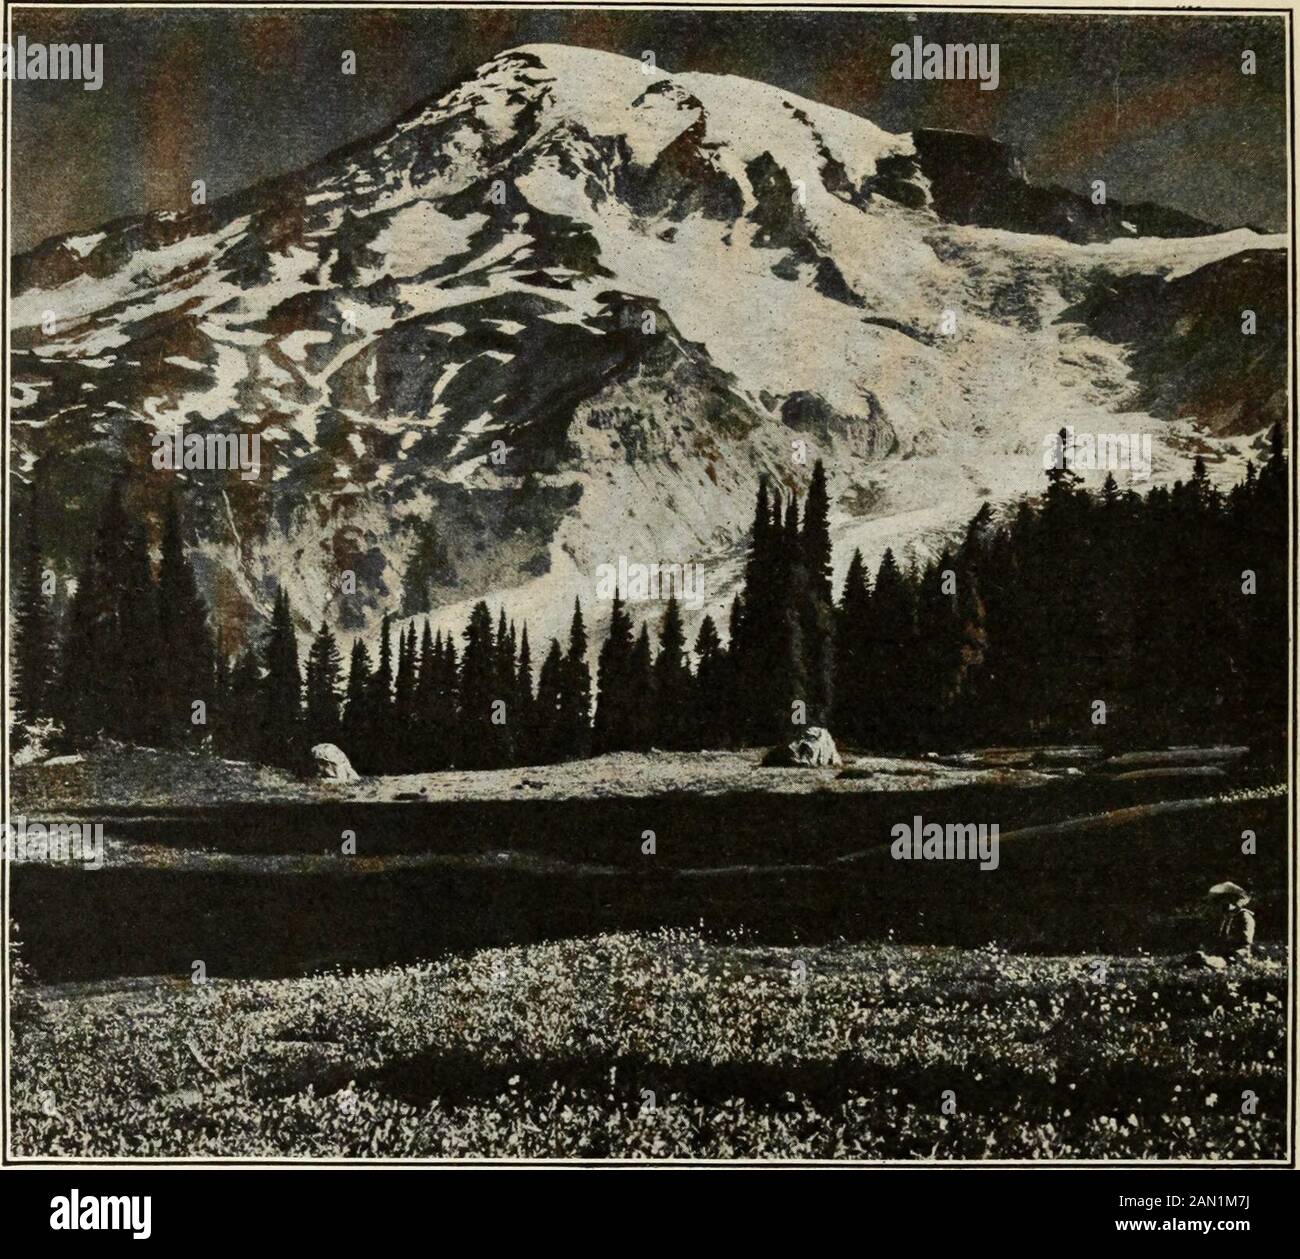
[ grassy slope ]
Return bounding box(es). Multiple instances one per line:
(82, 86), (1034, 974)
(12, 931), (1286, 1160)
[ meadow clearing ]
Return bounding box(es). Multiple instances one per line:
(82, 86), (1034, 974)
(11, 929), (1286, 1160)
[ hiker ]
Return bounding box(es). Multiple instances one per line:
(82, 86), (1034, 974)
(1210, 883), (1256, 960)
(1184, 882), (1256, 968)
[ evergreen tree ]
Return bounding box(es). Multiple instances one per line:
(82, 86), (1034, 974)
(951, 559), (988, 746)
(45, 441), (1286, 774)
(495, 611), (518, 764)
(59, 480), (161, 745)
(832, 548), (871, 744)
(304, 620), (343, 746)
(722, 594), (746, 744)
(258, 587), (303, 766)
(495, 609), (513, 688)
(222, 646), (262, 761)
(439, 632), (461, 768)
(799, 460), (836, 724)
(801, 460), (834, 604)
(342, 636), (372, 760)
(394, 622), (418, 764)
(975, 504), (1035, 740)
(626, 623), (655, 750)
(414, 620), (437, 763)
(733, 478), (775, 742)
(864, 548), (915, 748)
(533, 638), (567, 762)
(914, 553), (964, 745)
(1036, 428), (1093, 735)
(13, 516), (54, 730)
(121, 515), (166, 745)
(514, 625), (535, 764)
(1044, 425), (1084, 504)
(652, 596), (692, 748)
(773, 600), (809, 743)
(559, 598), (592, 759)
(458, 601), (498, 768)
(745, 477), (773, 593)
(692, 614), (727, 748)
(782, 492), (801, 555)
(366, 612), (395, 768)
(157, 495), (215, 745)
(594, 595), (634, 753)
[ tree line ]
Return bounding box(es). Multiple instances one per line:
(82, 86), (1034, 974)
(11, 428), (1288, 770)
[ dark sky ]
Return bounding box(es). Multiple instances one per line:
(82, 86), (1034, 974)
(7, 5), (1290, 254)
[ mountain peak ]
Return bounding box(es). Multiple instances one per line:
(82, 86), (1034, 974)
(9, 42), (1285, 653)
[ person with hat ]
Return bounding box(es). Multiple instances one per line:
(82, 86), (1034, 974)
(1207, 882), (1255, 961)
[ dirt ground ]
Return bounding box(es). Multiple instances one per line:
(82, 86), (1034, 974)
(11, 742), (1068, 813)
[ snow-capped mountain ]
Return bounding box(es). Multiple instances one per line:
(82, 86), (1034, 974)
(9, 43), (1287, 649)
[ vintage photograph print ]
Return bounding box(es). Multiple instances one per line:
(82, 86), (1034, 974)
(2, 1), (1294, 1173)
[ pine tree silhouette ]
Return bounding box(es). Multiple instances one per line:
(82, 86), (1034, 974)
(866, 548), (915, 749)
(627, 623), (655, 750)
(13, 514), (55, 733)
(258, 587), (303, 767)
(692, 613), (726, 748)
(534, 638), (566, 762)
(414, 620), (437, 764)
(223, 647), (262, 760)
(121, 514), (165, 745)
(653, 595), (692, 748)
(342, 636), (372, 767)
(59, 479), (160, 744)
(802, 460), (834, 604)
(494, 609), (517, 764)
(833, 548), (871, 744)
(914, 552), (964, 746)
(46, 437), (1287, 772)
(366, 611), (395, 768)
(305, 620), (343, 746)
(394, 622), (418, 766)
(594, 594), (634, 753)
(800, 463), (835, 725)
(514, 625), (535, 765)
(157, 495), (215, 745)
(439, 631), (461, 768)
(458, 601), (498, 768)
(561, 599), (592, 759)
(733, 478), (774, 742)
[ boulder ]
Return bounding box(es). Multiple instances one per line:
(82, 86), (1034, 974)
(311, 743), (360, 783)
(1184, 951), (1229, 971)
(762, 727), (842, 768)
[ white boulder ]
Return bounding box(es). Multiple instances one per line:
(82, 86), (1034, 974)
(762, 727), (842, 768)
(311, 743), (360, 783)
